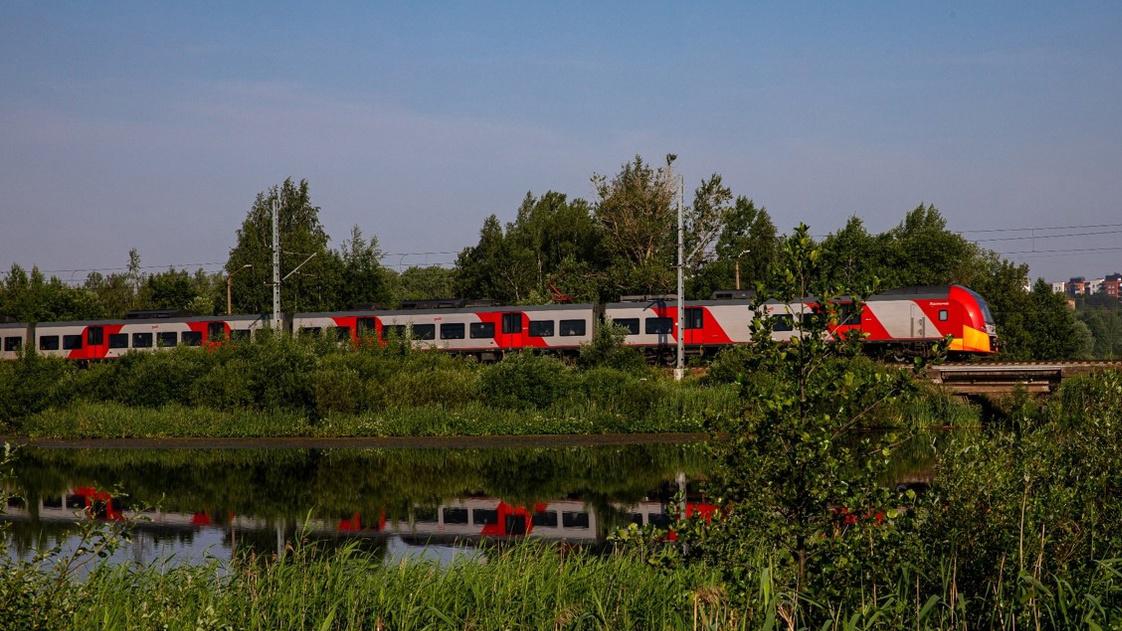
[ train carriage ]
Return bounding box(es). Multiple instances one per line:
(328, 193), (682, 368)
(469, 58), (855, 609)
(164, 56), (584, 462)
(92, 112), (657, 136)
(27, 314), (268, 360)
(602, 298), (752, 354)
(0, 322), (28, 361)
(292, 304), (596, 356)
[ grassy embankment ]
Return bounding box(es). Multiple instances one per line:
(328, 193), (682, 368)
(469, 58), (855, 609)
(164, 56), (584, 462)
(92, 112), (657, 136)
(3, 537), (1120, 630)
(0, 334), (972, 439)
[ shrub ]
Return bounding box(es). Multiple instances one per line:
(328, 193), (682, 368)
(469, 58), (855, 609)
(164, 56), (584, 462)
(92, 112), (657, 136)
(480, 352), (571, 410)
(578, 323), (647, 372)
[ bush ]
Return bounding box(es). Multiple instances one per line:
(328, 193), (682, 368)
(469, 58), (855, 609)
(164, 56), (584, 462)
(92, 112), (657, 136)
(480, 352), (571, 410)
(578, 323), (647, 372)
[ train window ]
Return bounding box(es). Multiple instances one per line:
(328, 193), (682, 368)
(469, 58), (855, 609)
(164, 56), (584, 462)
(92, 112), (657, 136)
(87, 326), (103, 345)
(505, 514), (529, 535)
(230, 329), (251, 342)
(837, 303), (860, 325)
(43, 496), (62, 509)
(559, 319), (586, 337)
(62, 335), (82, 350)
(771, 314), (794, 332)
(132, 332), (153, 348)
(108, 334), (128, 349)
(648, 512), (672, 529)
(440, 323), (465, 339)
(685, 308), (704, 330)
(645, 317), (673, 335)
(382, 324), (408, 339)
(299, 327), (322, 336)
(472, 508), (499, 525)
(628, 512), (644, 525)
(470, 322), (495, 339)
(357, 317), (377, 338)
(502, 312), (522, 334)
(334, 326), (351, 342)
(442, 507), (469, 524)
(532, 510), (558, 528)
(181, 331), (202, 346)
(938, 309), (949, 322)
(156, 332), (177, 347)
(611, 318), (640, 335)
(411, 324), (436, 340)
(561, 511), (590, 529)
(528, 320), (554, 337)
(208, 322), (225, 341)
(39, 336), (60, 351)
(4, 336), (21, 352)
(801, 313), (825, 329)
(413, 506), (438, 523)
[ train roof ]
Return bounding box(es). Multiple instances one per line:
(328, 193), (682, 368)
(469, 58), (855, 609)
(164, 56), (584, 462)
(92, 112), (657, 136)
(0, 321), (27, 330)
(295, 303), (597, 318)
(29, 314), (269, 328)
(867, 286), (954, 301)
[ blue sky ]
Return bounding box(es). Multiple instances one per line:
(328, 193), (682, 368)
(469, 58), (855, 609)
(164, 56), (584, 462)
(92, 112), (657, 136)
(2, 2), (1120, 282)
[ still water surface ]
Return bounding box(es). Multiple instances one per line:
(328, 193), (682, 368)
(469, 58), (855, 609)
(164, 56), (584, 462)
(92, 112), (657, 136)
(2, 435), (936, 568)
(2, 441), (712, 567)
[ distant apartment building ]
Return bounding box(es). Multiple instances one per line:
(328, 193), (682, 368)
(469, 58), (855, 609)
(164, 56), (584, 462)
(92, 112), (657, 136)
(1089, 277), (1105, 295)
(1051, 280), (1067, 294)
(1068, 277), (1088, 297)
(1105, 273), (1122, 299)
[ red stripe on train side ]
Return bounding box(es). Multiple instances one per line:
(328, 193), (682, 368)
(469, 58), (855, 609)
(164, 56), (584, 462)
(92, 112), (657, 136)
(68, 324), (125, 360)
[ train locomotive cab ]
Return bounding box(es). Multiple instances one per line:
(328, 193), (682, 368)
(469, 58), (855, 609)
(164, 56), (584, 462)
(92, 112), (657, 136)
(947, 285), (997, 354)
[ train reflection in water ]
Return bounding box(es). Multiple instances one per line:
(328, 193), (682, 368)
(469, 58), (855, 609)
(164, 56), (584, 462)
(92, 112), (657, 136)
(2, 479), (716, 564)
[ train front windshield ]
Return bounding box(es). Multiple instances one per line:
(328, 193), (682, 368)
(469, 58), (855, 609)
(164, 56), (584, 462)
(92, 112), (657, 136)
(968, 290), (995, 326)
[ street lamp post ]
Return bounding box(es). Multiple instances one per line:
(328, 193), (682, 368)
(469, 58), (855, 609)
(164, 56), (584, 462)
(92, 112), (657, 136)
(226, 264), (253, 315)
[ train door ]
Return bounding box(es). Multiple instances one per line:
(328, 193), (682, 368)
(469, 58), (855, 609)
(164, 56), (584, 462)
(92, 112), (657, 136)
(499, 311), (523, 349)
(910, 304), (927, 339)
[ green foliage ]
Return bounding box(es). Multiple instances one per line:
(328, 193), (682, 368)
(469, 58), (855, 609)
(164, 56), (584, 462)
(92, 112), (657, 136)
(577, 323), (647, 372)
(1077, 305), (1122, 358)
(690, 224), (924, 614)
(455, 192), (606, 303)
(390, 265), (456, 302)
(3, 335), (736, 438)
(479, 352), (571, 410)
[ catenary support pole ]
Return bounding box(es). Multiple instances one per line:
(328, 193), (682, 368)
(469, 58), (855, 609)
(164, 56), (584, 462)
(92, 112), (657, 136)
(271, 196), (282, 330)
(675, 171), (685, 381)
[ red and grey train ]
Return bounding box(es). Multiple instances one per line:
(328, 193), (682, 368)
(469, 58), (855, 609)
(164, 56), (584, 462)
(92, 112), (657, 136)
(0, 284), (997, 361)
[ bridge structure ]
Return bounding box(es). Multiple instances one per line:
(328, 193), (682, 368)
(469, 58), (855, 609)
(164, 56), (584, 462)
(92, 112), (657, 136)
(926, 361), (1121, 397)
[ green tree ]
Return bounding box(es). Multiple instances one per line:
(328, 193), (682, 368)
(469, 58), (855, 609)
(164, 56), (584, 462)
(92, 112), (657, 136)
(0, 265), (101, 322)
(333, 226), (393, 309)
(1024, 279), (1089, 359)
(455, 192), (604, 303)
(1078, 307), (1122, 358)
(695, 225), (919, 614)
(592, 155), (677, 296)
(690, 197), (778, 298)
(225, 178), (338, 314)
(818, 215), (881, 291)
(392, 266), (457, 303)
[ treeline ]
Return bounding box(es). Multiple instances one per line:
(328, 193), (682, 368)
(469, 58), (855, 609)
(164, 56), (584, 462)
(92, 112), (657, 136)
(0, 156), (1095, 359)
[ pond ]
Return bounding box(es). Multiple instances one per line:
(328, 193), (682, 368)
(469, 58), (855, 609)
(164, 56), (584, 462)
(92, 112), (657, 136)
(1, 433), (938, 569)
(1, 440), (712, 568)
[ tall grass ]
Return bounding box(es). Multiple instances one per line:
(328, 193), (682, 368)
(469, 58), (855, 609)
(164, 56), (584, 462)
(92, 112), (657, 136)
(3, 539), (1119, 630)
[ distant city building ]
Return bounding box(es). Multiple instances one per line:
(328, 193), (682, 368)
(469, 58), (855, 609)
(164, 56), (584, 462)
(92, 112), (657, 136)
(1051, 281), (1067, 294)
(1089, 277), (1105, 295)
(1068, 277), (1088, 297)
(1105, 273), (1122, 299)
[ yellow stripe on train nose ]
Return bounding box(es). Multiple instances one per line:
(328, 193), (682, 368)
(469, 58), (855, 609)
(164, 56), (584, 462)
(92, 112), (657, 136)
(948, 325), (991, 353)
